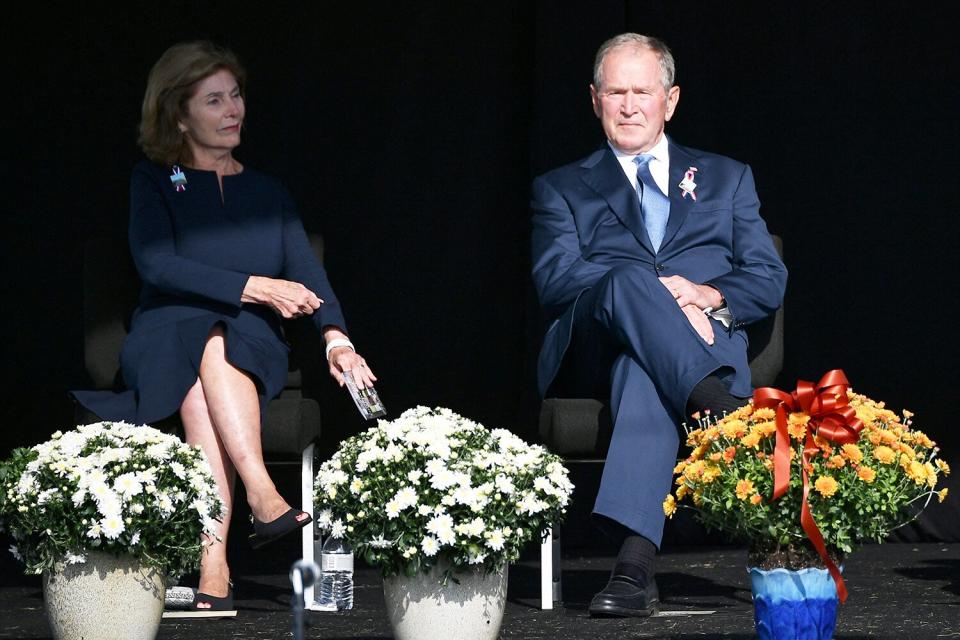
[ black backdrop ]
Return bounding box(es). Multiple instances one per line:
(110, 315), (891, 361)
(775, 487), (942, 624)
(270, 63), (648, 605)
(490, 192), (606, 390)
(3, 2), (958, 539)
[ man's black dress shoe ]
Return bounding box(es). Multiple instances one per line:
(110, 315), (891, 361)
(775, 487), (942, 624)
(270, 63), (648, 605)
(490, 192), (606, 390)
(588, 573), (660, 618)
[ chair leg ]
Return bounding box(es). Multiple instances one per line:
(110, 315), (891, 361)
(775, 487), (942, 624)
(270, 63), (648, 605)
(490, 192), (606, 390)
(300, 442), (317, 605)
(552, 525), (562, 603)
(540, 527), (553, 610)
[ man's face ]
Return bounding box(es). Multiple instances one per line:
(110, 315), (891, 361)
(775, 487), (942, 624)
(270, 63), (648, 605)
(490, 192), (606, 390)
(590, 46), (679, 155)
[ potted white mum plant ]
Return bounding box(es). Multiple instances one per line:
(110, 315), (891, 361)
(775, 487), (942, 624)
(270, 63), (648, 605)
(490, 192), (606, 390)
(0, 421), (225, 640)
(314, 406), (573, 640)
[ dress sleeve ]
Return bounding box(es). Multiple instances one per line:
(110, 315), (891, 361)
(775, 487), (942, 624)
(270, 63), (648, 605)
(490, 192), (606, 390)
(128, 164), (250, 307)
(278, 185), (348, 334)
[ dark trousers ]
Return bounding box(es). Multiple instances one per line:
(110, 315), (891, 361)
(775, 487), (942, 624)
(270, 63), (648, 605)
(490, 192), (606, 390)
(564, 264), (751, 547)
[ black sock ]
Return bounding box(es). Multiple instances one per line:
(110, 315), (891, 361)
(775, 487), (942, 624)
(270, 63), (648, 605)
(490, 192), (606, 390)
(614, 535), (657, 583)
(686, 373), (746, 418)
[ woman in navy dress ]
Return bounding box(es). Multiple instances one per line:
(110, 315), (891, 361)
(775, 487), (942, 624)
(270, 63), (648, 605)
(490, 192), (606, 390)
(74, 41), (376, 612)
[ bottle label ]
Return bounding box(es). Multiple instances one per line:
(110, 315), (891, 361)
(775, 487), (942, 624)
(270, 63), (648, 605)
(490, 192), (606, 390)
(321, 553), (354, 572)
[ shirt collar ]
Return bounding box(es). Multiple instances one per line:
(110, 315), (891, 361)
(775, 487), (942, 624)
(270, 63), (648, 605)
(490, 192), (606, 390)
(607, 133), (670, 164)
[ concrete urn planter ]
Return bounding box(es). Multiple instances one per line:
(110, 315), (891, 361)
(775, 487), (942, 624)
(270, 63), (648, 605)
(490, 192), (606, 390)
(43, 551), (165, 640)
(383, 561), (508, 640)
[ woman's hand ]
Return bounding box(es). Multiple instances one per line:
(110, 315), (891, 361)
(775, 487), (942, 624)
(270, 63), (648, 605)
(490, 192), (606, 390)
(242, 275), (322, 318)
(323, 327), (377, 389)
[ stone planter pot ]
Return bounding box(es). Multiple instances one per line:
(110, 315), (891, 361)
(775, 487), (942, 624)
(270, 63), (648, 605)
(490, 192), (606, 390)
(748, 566), (839, 640)
(43, 551), (165, 640)
(383, 561), (508, 640)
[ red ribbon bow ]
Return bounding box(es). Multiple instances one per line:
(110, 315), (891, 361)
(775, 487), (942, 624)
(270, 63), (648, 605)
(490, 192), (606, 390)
(752, 369), (864, 603)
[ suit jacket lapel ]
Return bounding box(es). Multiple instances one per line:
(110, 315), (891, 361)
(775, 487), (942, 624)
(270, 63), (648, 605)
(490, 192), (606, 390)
(662, 141), (697, 251)
(580, 147), (656, 255)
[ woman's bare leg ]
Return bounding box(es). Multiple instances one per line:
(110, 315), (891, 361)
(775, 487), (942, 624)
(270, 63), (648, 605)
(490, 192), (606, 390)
(197, 325), (288, 522)
(180, 379), (234, 599)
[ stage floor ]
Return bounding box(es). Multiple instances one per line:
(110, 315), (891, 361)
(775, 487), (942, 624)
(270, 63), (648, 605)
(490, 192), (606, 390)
(1, 543), (957, 639)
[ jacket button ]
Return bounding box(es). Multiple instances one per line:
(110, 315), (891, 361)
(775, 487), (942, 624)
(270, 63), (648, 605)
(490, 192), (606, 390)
(656, 263), (666, 271)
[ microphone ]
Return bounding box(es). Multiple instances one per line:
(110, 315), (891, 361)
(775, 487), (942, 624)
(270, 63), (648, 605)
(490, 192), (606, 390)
(290, 559), (321, 593)
(290, 559), (322, 640)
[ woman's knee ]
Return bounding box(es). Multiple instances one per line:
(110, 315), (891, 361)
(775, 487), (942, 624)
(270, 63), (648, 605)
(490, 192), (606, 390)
(179, 378), (208, 423)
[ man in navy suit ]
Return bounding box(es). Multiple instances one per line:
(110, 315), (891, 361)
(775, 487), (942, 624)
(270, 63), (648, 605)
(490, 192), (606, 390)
(531, 33), (787, 617)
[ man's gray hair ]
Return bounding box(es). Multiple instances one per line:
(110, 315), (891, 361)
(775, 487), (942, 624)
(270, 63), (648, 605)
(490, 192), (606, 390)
(593, 33), (676, 92)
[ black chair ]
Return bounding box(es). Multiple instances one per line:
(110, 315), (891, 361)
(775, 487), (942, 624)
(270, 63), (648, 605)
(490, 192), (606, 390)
(76, 234), (327, 601)
(536, 235), (785, 609)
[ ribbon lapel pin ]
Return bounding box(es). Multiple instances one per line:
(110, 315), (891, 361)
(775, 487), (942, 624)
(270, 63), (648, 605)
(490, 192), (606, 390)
(170, 165), (187, 192)
(679, 166), (698, 200)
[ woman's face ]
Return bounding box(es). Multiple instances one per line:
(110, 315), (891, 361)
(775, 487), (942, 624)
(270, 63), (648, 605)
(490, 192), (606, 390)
(178, 69), (245, 159)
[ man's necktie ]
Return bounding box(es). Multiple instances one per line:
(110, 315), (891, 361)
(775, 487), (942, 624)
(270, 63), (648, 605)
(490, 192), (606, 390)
(634, 154), (669, 252)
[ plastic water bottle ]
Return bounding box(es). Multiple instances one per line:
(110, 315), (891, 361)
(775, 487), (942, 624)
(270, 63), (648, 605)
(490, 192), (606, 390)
(316, 536), (354, 610)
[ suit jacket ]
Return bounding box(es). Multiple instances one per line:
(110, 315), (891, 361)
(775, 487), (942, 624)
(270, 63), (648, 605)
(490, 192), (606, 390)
(531, 138), (788, 396)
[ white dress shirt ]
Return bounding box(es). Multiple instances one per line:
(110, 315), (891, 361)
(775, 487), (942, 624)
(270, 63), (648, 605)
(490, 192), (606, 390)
(608, 133), (671, 196)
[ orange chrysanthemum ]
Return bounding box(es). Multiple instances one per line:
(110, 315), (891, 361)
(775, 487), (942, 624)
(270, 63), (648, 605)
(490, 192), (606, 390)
(857, 466), (876, 483)
(841, 444), (863, 463)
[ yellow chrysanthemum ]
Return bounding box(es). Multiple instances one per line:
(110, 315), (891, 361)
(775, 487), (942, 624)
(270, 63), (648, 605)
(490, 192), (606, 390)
(723, 446), (737, 463)
(753, 407), (776, 421)
(741, 432), (762, 450)
(750, 493), (763, 506)
(879, 430), (898, 445)
(722, 419), (747, 439)
(754, 421), (777, 438)
(692, 491), (703, 506)
(897, 443), (916, 459)
(735, 479), (755, 501)
(874, 445), (896, 464)
(841, 444), (863, 464)
(857, 466), (876, 483)
(911, 431), (934, 449)
(709, 452), (723, 462)
(924, 462), (938, 488)
(763, 458), (775, 472)
(701, 465), (722, 484)
(673, 460), (687, 474)
(936, 459), (951, 476)
(663, 495), (677, 518)
(676, 484), (690, 500)
(867, 430), (883, 446)
(814, 476), (839, 498)
(904, 460), (927, 485)
(788, 413), (810, 440)
(684, 460), (706, 481)
(938, 488), (949, 503)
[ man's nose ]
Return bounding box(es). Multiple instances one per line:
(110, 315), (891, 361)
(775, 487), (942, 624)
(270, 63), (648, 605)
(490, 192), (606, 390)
(621, 92), (638, 115)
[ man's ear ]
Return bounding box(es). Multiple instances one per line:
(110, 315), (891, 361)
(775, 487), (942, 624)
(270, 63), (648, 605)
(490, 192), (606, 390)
(590, 84), (602, 118)
(664, 85), (680, 122)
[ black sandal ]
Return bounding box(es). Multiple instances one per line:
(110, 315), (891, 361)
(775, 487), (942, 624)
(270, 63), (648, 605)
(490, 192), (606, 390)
(163, 585), (237, 618)
(248, 508), (313, 549)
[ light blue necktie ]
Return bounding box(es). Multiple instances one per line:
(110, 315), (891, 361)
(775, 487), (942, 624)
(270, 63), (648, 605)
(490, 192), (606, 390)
(634, 154), (669, 252)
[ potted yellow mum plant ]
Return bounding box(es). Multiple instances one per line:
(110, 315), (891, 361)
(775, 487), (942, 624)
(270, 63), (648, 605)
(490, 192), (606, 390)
(665, 370), (948, 640)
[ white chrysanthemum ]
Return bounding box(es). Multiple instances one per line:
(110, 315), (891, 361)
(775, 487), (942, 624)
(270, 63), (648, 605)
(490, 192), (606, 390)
(407, 470), (423, 483)
(17, 473), (38, 496)
(418, 504), (433, 516)
(9, 545), (22, 561)
(71, 489), (86, 507)
(468, 551), (487, 565)
(130, 503), (145, 514)
(96, 494), (122, 518)
(191, 498), (210, 518)
(86, 523), (103, 539)
(331, 519), (347, 539)
(100, 515), (125, 539)
(36, 488), (57, 505)
(394, 486), (419, 509)
(130, 532), (141, 546)
(157, 494), (174, 514)
(384, 421), (407, 442)
(420, 536), (440, 557)
(441, 494), (456, 506)
(114, 472), (144, 498)
(369, 535), (394, 549)
(517, 493), (546, 515)
(316, 509), (333, 531)
(349, 478), (364, 494)
(385, 500), (401, 520)
(168, 461), (186, 479)
(64, 552), (87, 565)
(429, 468), (458, 491)
(485, 529), (506, 551)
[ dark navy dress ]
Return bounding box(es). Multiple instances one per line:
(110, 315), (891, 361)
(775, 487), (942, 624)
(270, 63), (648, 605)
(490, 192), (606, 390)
(73, 160), (346, 425)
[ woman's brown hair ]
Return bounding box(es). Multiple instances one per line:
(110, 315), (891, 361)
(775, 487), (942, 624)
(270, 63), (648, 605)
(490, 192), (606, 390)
(138, 41), (246, 165)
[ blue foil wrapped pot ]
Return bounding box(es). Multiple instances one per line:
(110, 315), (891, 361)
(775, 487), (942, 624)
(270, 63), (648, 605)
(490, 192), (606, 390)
(748, 567), (839, 640)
